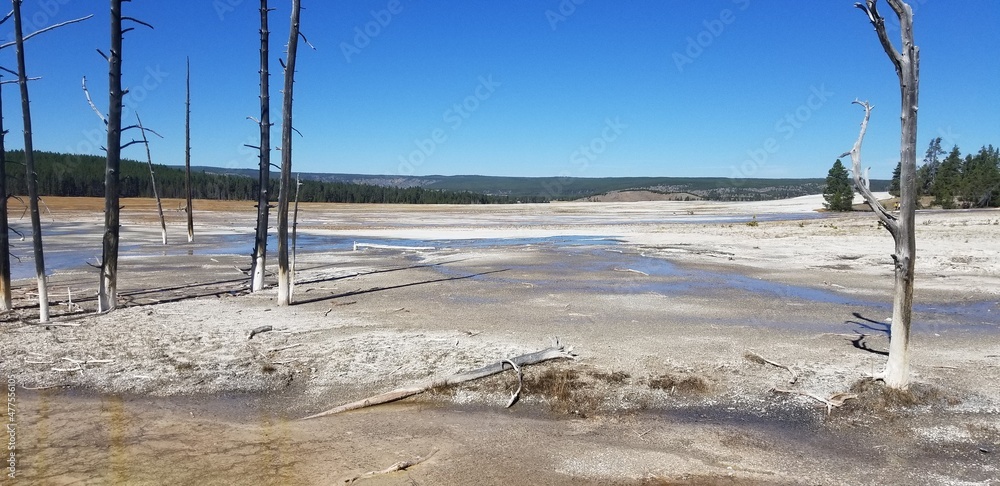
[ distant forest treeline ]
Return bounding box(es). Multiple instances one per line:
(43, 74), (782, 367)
(888, 140), (1000, 208)
(4, 150), (900, 204)
(192, 167), (892, 202)
(3, 151), (545, 204)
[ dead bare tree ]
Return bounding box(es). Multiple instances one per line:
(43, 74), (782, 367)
(0, 71), (10, 312)
(844, 0), (919, 389)
(184, 56), (193, 243)
(97, 0), (152, 312)
(98, 0), (125, 313)
(0, 7), (89, 316)
(276, 0), (308, 306)
(135, 113), (166, 245)
(291, 172), (301, 294)
(250, 0), (273, 292)
(11, 1), (45, 321)
(0, 10), (12, 311)
(10, 4), (46, 320)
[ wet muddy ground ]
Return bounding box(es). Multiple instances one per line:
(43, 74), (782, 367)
(3, 199), (1000, 484)
(10, 379), (998, 485)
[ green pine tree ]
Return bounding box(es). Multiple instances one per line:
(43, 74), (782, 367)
(823, 159), (854, 211)
(932, 146), (962, 208)
(959, 145), (1000, 208)
(918, 137), (946, 195)
(888, 162), (901, 197)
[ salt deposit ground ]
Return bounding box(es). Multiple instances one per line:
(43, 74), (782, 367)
(2, 195), (998, 485)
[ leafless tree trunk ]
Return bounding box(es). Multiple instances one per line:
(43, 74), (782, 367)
(276, 0), (302, 306)
(849, 0), (919, 389)
(135, 112), (166, 245)
(97, 0), (125, 313)
(250, 0), (272, 292)
(0, 78), (11, 311)
(291, 172), (301, 295)
(185, 57), (193, 243)
(1, 6), (88, 314)
(12, 0), (48, 322)
(97, 0), (150, 312)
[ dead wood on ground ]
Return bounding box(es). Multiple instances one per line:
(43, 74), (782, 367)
(344, 449), (438, 484)
(744, 351), (798, 384)
(302, 343), (576, 420)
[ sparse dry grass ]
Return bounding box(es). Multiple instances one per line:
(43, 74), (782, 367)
(588, 370), (631, 384)
(647, 373), (710, 395)
(523, 368), (604, 416)
(841, 377), (957, 415)
(524, 368), (581, 401)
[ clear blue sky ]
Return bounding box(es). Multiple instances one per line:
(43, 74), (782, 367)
(1, 1), (997, 180)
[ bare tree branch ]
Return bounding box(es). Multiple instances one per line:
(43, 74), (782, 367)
(853, 2), (876, 23)
(842, 100), (898, 235)
(298, 31), (315, 50)
(120, 139), (144, 150)
(0, 14), (93, 50)
(81, 76), (107, 125)
(136, 112), (168, 245)
(856, 1), (903, 75)
(121, 123), (163, 138)
(122, 16), (153, 30)
(0, 76), (38, 85)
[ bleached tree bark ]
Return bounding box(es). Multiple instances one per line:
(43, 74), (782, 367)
(135, 113), (166, 245)
(291, 172), (301, 296)
(250, 0), (272, 292)
(185, 57), (193, 243)
(12, 0), (48, 322)
(276, 0), (303, 306)
(849, 0), (919, 389)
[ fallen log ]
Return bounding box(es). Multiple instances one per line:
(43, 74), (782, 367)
(248, 325), (273, 340)
(345, 449), (437, 484)
(772, 388), (857, 415)
(301, 343), (576, 420)
(745, 351), (798, 384)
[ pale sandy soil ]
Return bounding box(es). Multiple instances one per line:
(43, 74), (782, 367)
(2, 196), (999, 485)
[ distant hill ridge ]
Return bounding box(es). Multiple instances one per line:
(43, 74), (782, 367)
(189, 166), (890, 202)
(0, 151), (890, 203)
